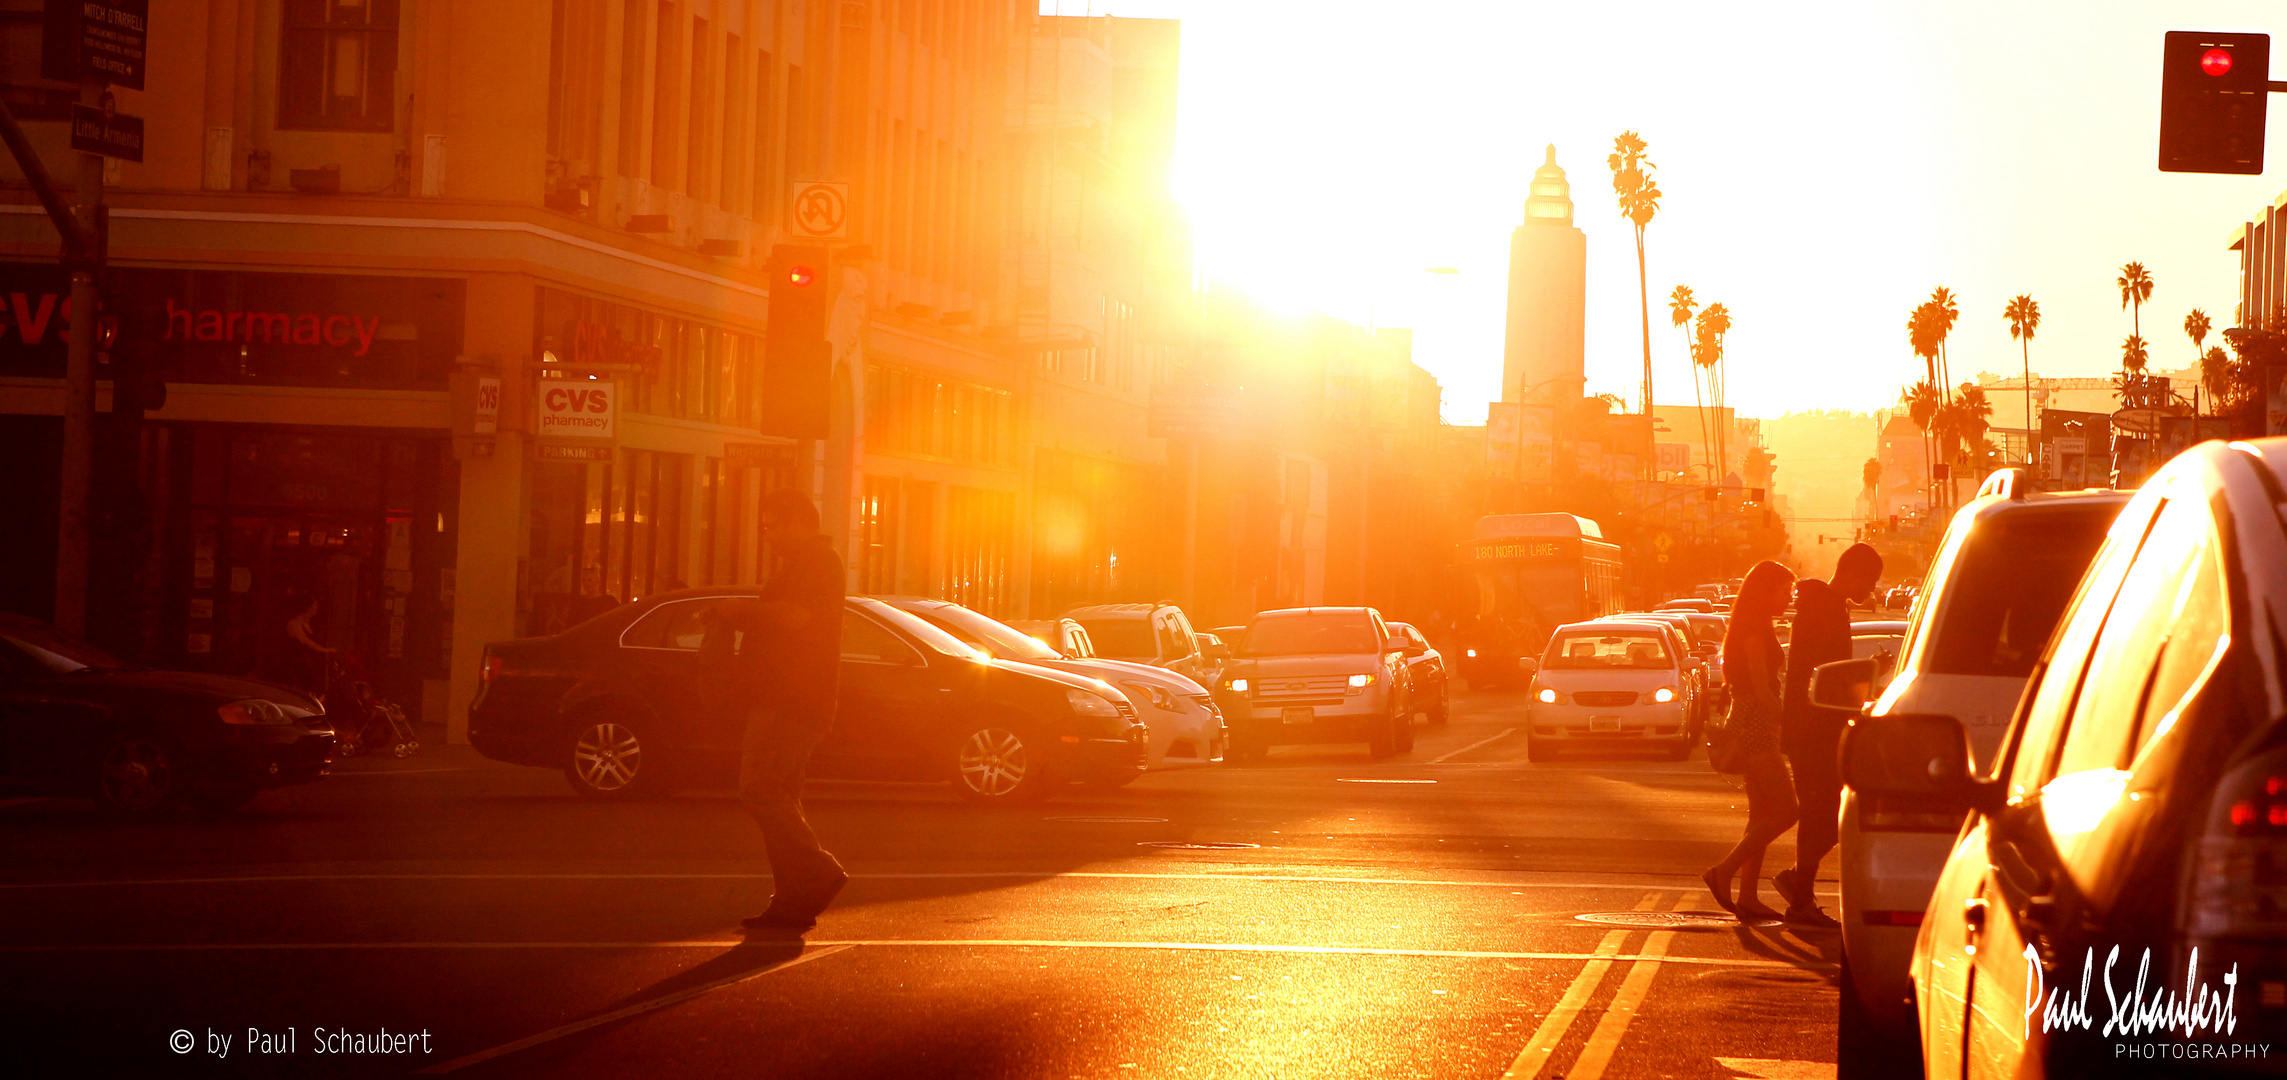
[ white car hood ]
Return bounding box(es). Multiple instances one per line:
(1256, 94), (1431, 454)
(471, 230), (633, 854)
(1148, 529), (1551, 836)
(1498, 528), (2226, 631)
(1045, 657), (1209, 696)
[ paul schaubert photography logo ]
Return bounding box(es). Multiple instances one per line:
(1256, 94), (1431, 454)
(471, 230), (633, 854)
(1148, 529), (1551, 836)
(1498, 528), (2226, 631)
(2024, 944), (2271, 1061)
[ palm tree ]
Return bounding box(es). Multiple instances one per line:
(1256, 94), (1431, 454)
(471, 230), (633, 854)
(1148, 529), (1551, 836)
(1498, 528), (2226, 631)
(1928, 287), (1960, 391)
(1953, 382), (1992, 483)
(2118, 262), (2154, 340)
(2185, 308), (2211, 413)
(1907, 303), (1942, 495)
(1608, 131), (1660, 478)
(2122, 334), (2149, 373)
(1694, 302), (1732, 480)
(1669, 285), (1704, 471)
(2004, 295), (2040, 465)
(2201, 345), (2234, 410)
(1901, 379), (1943, 510)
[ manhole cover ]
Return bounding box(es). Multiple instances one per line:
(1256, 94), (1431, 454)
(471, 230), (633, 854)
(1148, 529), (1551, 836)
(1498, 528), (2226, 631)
(1044, 816), (1168, 824)
(1138, 841), (1260, 850)
(1335, 778), (1437, 784)
(1574, 910), (1744, 929)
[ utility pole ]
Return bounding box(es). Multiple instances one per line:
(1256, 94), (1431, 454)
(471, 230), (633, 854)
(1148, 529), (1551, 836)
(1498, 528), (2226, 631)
(55, 74), (104, 635)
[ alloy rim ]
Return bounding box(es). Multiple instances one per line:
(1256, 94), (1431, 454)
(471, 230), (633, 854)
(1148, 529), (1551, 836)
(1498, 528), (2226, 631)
(574, 722), (643, 791)
(957, 728), (1029, 796)
(100, 738), (173, 811)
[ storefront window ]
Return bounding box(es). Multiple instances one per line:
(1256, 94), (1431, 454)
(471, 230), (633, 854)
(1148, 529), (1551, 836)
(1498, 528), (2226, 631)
(533, 286), (762, 428)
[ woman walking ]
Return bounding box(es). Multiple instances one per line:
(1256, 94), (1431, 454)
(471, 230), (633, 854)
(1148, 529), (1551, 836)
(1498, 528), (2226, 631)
(1703, 560), (1799, 922)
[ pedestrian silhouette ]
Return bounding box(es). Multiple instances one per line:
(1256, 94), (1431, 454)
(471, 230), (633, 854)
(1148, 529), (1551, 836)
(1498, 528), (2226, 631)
(721, 488), (848, 934)
(1773, 542), (1882, 929)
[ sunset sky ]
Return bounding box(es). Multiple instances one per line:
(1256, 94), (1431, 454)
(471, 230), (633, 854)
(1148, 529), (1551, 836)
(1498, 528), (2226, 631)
(1058, 0), (2287, 425)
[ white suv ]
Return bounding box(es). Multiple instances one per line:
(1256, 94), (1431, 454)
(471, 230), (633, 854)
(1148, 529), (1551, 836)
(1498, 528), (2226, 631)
(1820, 473), (2128, 1077)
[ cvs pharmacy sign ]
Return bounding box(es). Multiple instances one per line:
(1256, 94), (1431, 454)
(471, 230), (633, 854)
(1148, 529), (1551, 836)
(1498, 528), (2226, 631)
(538, 381), (615, 439)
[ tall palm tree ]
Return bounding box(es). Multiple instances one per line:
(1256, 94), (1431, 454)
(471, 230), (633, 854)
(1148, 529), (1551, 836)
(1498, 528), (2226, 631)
(1901, 379), (1943, 510)
(1928, 287), (1960, 391)
(1694, 302), (1732, 480)
(2004, 295), (2040, 465)
(1669, 285), (1704, 473)
(1608, 131), (1660, 478)
(2185, 308), (2211, 413)
(2122, 334), (2149, 373)
(2201, 345), (2234, 410)
(2118, 262), (2154, 340)
(1907, 303), (1941, 496)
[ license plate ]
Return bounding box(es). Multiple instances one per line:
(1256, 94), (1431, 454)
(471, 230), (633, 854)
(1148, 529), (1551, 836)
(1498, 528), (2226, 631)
(1282, 707), (1313, 725)
(1590, 716), (1620, 733)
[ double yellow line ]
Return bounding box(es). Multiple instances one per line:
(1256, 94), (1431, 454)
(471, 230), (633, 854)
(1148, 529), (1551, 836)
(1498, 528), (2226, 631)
(1502, 890), (1699, 1080)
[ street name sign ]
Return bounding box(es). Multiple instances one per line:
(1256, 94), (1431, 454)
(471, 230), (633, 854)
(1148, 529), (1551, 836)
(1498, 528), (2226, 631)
(68, 105), (141, 161)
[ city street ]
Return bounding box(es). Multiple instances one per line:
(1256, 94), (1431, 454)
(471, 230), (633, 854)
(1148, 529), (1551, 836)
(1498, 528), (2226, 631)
(0, 690), (1840, 1079)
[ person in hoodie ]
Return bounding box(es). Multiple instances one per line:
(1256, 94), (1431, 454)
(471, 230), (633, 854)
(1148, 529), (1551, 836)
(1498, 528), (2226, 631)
(1773, 542), (1882, 929)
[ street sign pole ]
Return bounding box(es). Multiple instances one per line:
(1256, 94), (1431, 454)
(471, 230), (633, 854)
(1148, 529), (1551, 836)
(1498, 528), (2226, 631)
(54, 74), (104, 635)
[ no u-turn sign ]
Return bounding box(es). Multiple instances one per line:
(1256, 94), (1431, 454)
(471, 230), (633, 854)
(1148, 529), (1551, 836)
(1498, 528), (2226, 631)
(789, 181), (849, 240)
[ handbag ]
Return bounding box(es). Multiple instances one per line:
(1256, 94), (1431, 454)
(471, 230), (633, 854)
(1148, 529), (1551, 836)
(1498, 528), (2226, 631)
(1705, 716), (1747, 774)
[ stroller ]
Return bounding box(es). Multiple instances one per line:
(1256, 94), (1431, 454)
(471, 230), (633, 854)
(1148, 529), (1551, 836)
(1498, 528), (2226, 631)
(320, 653), (420, 759)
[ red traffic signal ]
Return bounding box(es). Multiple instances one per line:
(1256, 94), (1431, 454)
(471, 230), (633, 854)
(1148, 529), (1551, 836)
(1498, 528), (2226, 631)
(785, 265), (816, 287)
(2159, 31), (2270, 175)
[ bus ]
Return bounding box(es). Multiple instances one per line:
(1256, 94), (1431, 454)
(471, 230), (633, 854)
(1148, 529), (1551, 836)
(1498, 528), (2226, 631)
(1457, 513), (1622, 688)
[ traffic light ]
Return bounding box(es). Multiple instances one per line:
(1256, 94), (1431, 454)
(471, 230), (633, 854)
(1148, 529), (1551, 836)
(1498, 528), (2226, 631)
(2159, 31), (2270, 175)
(762, 244), (831, 439)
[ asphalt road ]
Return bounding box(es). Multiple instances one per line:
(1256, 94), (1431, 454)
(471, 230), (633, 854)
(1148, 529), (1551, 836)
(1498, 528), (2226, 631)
(0, 689), (1844, 1079)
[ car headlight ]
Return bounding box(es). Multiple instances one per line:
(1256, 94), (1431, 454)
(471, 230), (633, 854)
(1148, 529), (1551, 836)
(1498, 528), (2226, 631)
(1120, 682), (1181, 712)
(1067, 688), (1123, 717)
(1465, 648), (1477, 658)
(1226, 677), (1249, 693)
(218, 699), (291, 725)
(1537, 687), (1559, 705)
(1347, 672), (1377, 688)
(1652, 687), (1677, 703)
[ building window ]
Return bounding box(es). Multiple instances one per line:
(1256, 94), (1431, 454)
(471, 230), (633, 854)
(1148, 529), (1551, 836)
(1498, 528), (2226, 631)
(279, 0), (401, 132)
(858, 476), (899, 593)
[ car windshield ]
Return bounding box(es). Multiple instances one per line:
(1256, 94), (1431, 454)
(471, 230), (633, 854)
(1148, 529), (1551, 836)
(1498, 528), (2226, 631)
(1925, 504), (2120, 677)
(1546, 630), (1673, 670)
(905, 603), (1061, 660)
(851, 599), (985, 660)
(0, 622), (130, 674)
(1241, 615), (1380, 656)
(1074, 618), (1157, 658)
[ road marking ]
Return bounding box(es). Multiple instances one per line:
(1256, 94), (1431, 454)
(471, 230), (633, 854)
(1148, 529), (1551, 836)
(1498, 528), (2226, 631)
(0, 937), (1813, 969)
(1564, 892), (1699, 1080)
(0, 870), (1751, 893)
(1714, 1059), (1837, 1080)
(414, 943), (851, 1074)
(1334, 778), (1436, 784)
(1500, 891), (1663, 1080)
(1432, 727), (1516, 763)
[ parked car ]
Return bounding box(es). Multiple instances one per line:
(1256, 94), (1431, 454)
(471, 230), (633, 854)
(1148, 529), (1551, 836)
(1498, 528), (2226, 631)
(1063, 602), (1217, 688)
(880, 597), (1224, 774)
(1213, 607), (1414, 763)
(470, 591), (1146, 804)
(1006, 617), (1095, 659)
(1839, 439), (2287, 1079)
(1656, 597), (1717, 613)
(1385, 621), (1451, 725)
(1848, 619), (1908, 663)
(1523, 618), (1695, 762)
(0, 614), (335, 816)
(1814, 473), (2130, 1076)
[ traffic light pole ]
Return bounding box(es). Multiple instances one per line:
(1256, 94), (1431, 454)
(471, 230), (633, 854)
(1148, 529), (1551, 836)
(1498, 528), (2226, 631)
(56, 76), (105, 636)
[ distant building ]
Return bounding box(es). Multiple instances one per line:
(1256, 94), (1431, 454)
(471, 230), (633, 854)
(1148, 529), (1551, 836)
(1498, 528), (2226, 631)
(1502, 146), (1586, 406)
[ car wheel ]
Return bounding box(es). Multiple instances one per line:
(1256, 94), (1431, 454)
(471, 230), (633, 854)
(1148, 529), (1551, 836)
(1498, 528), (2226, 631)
(1663, 739), (1694, 762)
(1429, 686), (1450, 725)
(1227, 735), (1269, 766)
(564, 712), (660, 800)
(95, 734), (183, 817)
(1367, 717), (1397, 759)
(1837, 950), (1922, 1079)
(190, 786), (260, 818)
(1526, 737), (1556, 764)
(1393, 711), (1416, 753)
(951, 725), (1048, 803)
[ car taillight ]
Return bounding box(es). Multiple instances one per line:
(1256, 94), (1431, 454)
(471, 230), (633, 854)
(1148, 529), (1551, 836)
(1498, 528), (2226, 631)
(481, 655), (503, 682)
(2193, 773), (2287, 939)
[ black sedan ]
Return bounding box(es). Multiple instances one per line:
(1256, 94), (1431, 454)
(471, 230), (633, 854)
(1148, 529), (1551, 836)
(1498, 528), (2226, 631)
(1385, 622), (1450, 725)
(469, 591), (1146, 803)
(0, 615), (335, 816)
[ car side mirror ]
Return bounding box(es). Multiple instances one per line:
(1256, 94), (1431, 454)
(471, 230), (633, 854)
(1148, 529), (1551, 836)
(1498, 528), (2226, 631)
(1810, 658), (1877, 712)
(1399, 640), (1426, 658)
(1841, 713), (2002, 815)
(1517, 657), (1539, 678)
(1204, 642), (1232, 663)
